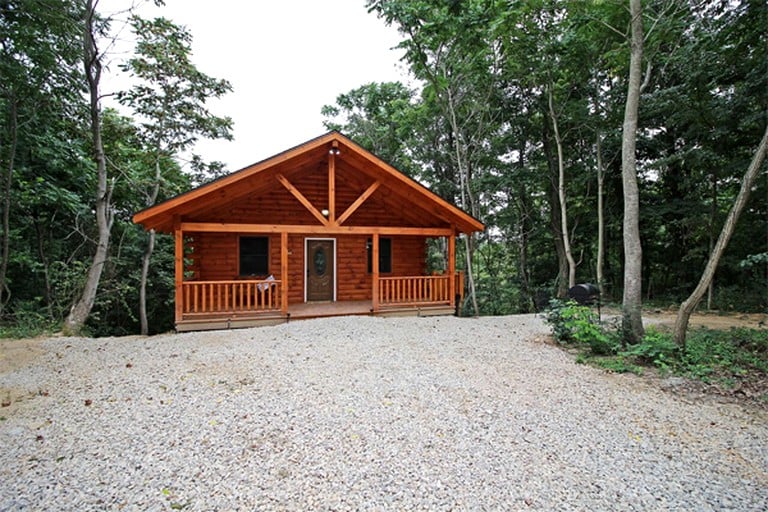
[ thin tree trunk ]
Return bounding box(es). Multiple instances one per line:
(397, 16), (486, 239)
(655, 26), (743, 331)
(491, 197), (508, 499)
(516, 138), (535, 312)
(549, 86), (577, 289)
(542, 112), (568, 297)
(33, 219), (53, 317)
(64, 0), (112, 335)
(0, 96), (17, 315)
(706, 172), (717, 310)
(139, 138), (164, 335)
(596, 131), (605, 298)
(621, 0), (645, 345)
(674, 124), (768, 346)
(515, 188), (534, 312)
(139, 229), (156, 334)
(445, 88), (479, 317)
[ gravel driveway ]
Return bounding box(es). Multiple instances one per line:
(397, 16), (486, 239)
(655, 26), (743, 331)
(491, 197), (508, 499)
(1, 315), (766, 511)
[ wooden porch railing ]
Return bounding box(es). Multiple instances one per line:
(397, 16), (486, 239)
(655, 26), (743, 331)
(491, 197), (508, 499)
(378, 274), (456, 306)
(181, 279), (282, 315)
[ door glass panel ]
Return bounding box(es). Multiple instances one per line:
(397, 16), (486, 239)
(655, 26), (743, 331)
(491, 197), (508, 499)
(314, 248), (326, 276)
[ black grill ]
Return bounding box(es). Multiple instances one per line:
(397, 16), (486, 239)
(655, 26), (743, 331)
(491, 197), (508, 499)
(567, 283), (600, 306)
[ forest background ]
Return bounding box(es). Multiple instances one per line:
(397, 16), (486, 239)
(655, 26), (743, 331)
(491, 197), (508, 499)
(0, 0), (765, 339)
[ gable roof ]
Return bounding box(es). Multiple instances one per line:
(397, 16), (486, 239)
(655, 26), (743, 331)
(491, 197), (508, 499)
(133, 131), (484, 234)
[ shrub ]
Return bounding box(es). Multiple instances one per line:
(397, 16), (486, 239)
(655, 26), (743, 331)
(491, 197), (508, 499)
(681, 327), (768, 382)
(622, 326), (678, 372)
(0, 299), (59, 339)
(544, 299), (615, 354)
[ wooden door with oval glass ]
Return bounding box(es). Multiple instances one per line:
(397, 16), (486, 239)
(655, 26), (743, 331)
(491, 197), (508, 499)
(306, 239), (335, 302)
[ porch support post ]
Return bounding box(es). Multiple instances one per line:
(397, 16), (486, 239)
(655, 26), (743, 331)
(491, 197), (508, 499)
(174, 215), (183, 325)
(328, 145), (336, 224)
(372, 233), (380, 313)
(281, 231), (288, 314)
(448, 230), (456, 310)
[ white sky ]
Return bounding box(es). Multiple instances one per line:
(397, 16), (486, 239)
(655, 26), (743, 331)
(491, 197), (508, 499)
(101, 0), (409, 171)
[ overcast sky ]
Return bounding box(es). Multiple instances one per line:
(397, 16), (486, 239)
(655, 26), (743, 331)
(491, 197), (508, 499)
(102, 0), (409, 171)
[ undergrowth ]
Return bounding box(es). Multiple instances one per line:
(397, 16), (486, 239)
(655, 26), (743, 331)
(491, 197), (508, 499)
(544, 299), (768, 399)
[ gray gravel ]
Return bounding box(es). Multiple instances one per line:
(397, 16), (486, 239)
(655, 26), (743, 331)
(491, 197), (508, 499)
(1, 314), (766, 511)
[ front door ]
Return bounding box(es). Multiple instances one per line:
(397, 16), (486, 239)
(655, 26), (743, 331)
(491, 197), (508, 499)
(306, 239), (335, 302)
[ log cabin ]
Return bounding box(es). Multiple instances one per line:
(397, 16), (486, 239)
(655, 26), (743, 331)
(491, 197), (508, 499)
(133, 131), (484, 331)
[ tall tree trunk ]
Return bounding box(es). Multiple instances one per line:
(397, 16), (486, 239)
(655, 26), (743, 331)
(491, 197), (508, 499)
(515, 187), (534, 312)
(33, 219), (53, 317)
(549, 86), (577, 289)
(139, 141), (164, 335)
(64, 0), (112, 335)
(0, 96), (17, 315)
(542, 116), (568, 297)
(706, 172), (717, 309)
(516, 138), (535, 312)
(674, 124), (768, 346)
(621, 0), (645, 345)
(445, 89), (480, 317)
(139, 229), (156, 335)
(596, 131), (605, 298)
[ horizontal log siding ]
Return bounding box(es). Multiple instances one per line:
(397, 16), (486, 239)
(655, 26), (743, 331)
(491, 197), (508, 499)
(287, 234), (304, 304)
(190, 232), (282, 282)
(184, 164), (440, 229)
(186, 233), (427, 304)
(191, 184), (319, 225)
(391, 236), (427, 276)
(336, 235), (369, 301)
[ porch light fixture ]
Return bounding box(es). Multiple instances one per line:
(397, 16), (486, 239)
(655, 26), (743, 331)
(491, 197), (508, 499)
(321, 208), (330, 217)
(328, 147), (340, 155)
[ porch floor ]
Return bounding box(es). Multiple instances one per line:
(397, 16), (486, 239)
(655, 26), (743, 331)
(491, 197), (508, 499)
(175, 300), (456, 332)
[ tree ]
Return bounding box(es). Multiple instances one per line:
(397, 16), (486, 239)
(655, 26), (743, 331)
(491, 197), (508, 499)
(321, 81), (417, 175)
(0, 0), (83, 316)
(64, 0), (112, 335)
(548, 85), (578, 289)
(673, 125), (768, 345)
(368, 0), (505, 316)
(118, 15), (232, 335)
(620, 0), (646, 345)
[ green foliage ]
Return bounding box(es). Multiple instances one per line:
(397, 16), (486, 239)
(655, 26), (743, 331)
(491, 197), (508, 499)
(621, 327), (678, 373)
(0, 299), (59, 339)
(548, 309), (767, 393)
(680, 327), (768, 384)
(544, 299), (615, 354)
(590, 356), (644, 376)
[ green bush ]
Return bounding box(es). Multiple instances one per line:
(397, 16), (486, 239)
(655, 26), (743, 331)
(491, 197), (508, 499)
(680, 327), (768, 383)
(0, 299), (59, 339)
(544, 299), (615, 354)
(622, 326), (678, 372)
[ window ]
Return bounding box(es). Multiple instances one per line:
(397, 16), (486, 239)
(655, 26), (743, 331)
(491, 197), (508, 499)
(367, 237), (392, 273)
(240, 236), (269, 276)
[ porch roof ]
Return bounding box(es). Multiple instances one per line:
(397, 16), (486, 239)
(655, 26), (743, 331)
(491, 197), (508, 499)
(132, 131), (484, 235)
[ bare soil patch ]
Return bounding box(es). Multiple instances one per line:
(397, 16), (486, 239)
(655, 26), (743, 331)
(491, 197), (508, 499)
(644, 309), (767, 330)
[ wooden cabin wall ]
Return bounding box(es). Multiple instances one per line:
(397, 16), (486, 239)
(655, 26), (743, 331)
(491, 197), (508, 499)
(187, 164), (442, 230)
(187, 233), (427, 303)
(392, 236), (427, 276)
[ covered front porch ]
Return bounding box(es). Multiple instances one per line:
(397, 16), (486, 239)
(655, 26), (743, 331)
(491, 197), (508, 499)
(175, 272), (465, 332)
